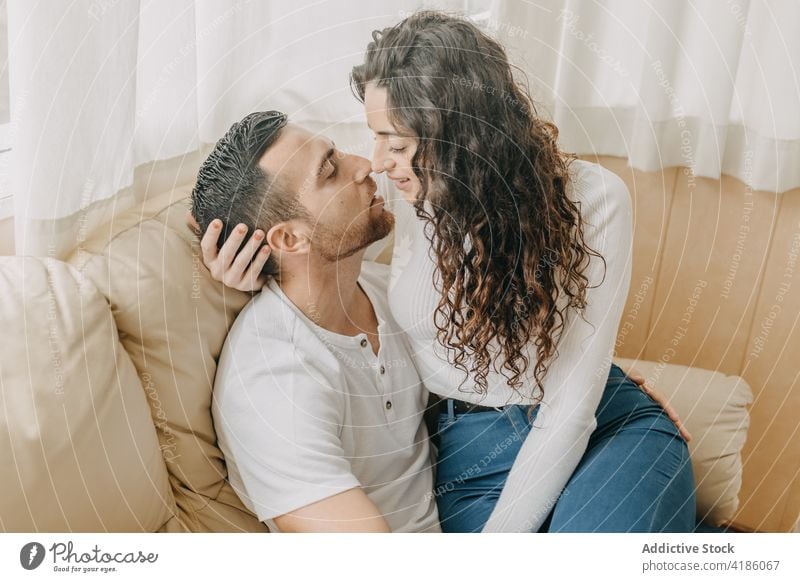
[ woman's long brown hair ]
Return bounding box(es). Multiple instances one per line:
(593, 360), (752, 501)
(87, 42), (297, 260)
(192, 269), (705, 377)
(352, 11), (606, 403)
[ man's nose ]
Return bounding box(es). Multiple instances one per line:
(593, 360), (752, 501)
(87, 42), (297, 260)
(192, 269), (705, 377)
(353, 155), (373, 184)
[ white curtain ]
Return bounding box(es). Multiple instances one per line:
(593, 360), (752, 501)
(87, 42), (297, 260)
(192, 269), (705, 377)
(489, 0), (800, 194)
(7, 0), (472, 258)
(7, 0), (799, 257)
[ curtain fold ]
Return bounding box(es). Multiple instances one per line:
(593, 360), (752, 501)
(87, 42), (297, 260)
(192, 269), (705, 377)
(9, 0), (141, 257)
(492, 0), (800, 194)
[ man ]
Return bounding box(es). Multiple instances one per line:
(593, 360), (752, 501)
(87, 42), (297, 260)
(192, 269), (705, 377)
(192, 111), (440, 532)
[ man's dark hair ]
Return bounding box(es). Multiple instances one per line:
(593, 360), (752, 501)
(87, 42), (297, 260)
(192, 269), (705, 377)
(191, 110), (306, 277)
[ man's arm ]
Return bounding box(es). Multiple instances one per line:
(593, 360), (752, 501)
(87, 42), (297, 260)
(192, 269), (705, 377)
(274, 488), (390, 533)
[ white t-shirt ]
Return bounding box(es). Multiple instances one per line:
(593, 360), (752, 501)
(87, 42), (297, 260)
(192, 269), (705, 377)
(212, 261), (440, 532)
(387, 159), (633, 532)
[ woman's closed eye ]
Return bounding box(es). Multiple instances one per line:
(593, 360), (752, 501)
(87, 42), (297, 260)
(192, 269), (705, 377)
(388, 146), (407, 154)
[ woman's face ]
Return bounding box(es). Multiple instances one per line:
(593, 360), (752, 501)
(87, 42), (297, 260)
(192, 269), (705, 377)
(363, 82), (421, 202)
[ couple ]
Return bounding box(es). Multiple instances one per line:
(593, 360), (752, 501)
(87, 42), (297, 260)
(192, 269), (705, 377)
(191, 11), (696, 533)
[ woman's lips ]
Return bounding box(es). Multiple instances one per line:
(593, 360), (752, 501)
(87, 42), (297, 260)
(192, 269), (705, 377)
(390, 177), (411, 190)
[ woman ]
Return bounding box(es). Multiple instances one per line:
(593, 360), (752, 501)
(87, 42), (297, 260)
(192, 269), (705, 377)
(201, 11), (696, 533)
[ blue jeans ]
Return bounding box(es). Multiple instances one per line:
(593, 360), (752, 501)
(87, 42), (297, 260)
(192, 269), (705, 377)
(432, 363), (696, 532)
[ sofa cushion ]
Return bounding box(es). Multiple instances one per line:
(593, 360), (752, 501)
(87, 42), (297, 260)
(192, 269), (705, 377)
(0, 256), (172, 531)
(614, 357), (752, 526)
(67, 186), (267, 532)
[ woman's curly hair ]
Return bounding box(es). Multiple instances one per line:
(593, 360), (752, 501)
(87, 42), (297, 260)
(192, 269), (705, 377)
(351, 11), (606, 403)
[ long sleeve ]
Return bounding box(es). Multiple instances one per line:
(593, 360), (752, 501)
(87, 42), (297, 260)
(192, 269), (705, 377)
(482, 166), (633, 532)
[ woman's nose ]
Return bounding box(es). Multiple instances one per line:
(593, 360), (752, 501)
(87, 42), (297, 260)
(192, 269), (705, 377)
(371, 146), (396, 174)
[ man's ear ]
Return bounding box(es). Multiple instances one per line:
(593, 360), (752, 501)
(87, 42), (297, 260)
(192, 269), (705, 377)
(185, 210), (201, 236)
(266, 220), (310, 256)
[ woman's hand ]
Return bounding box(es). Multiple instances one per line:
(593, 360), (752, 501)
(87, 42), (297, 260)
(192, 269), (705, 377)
(620, 364), (693, 443)
(186, 211), (270, 292)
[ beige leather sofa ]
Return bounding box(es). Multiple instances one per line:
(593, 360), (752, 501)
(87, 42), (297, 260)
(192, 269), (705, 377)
(0, 175), (794, 532)
(1, 187), (264, 532)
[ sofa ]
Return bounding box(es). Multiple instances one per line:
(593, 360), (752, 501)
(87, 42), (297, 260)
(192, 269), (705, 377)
(0, 183), (773, 532)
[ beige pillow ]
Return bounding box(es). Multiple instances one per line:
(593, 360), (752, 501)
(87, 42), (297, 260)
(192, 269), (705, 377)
(67, 187), (268, 532)
(614, 357), (752, 526)
(0, 257), (172, 531)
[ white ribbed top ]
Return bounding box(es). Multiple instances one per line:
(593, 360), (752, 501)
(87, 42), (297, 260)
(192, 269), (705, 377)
(387, 159), (633, 532)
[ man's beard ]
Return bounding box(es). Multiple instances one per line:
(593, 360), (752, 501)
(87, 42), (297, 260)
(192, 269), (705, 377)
(311, 209), (395, 262)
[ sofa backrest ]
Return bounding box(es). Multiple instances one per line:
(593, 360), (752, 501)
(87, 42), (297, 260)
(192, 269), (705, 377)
(593, 156), (800, 532)
(64, 186), (267, 532)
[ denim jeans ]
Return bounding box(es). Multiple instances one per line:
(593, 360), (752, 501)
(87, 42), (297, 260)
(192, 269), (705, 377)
(432, 363), (697, 532)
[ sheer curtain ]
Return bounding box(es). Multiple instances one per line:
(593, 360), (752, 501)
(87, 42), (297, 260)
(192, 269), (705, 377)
(7, 0), (472, 258)
(489, 0), (800, 194)
(7, 0), (799, 257)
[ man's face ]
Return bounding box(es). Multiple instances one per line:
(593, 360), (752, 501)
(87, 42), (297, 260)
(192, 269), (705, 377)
(260, 124), (394, 261)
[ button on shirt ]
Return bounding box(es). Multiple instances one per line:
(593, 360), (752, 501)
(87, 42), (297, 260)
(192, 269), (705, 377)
(212, 261), (440, 533)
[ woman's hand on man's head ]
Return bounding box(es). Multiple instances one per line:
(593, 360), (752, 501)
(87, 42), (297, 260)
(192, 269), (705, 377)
(185, 210), (270, 292)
